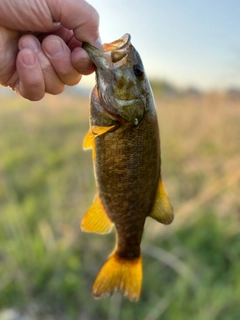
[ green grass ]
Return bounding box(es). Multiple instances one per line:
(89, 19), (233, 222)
(0, 93), (240, 319)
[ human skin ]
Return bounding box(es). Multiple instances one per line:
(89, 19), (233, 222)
(0, 0), (101, 100)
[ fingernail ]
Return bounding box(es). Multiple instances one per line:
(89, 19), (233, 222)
(94, 36), (103, 50)
(45, 39), (64, 58)
(19, 38), (40, 52)
(22, 51), (36, 66)
(30, 39), (40, 52)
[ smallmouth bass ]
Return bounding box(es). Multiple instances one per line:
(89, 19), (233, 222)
(82, 34), (173, 301)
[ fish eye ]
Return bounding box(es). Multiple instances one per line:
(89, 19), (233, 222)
(133, 64), (144, 78)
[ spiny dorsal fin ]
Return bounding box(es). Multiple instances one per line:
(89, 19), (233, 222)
(81, 195), (113, 234)
(149, 179), (174, 225)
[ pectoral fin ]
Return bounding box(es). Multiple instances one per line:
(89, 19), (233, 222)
(83, 130), (94, 150)
(81, 195), (113, 234)
(83, 125), (115, 160)
(91, 125), (116, 136)
(149, 180), (174, 225)
(83, 125), (116, 150)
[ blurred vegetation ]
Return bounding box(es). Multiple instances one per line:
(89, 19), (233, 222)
(0, 91), (240, 320)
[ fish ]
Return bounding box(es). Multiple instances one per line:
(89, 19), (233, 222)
(81, 34), (173, 301)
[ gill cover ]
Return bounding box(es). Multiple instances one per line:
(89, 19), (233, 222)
(83, 34), (149, 126)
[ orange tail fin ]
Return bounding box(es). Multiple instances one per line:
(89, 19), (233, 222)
(92, 252), (142, 301)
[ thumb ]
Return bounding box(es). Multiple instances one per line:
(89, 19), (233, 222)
(47, 0), (101, 45)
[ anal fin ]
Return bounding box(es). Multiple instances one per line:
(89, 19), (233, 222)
(149, 179), (174, 225)
(81, 195), (113, 234)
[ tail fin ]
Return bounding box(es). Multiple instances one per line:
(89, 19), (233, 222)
(92, 252), (142, 301)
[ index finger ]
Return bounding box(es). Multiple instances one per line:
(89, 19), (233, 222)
(46, 0), (100, 45)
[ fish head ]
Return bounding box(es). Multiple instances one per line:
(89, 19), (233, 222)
(83, 34), (151, 126)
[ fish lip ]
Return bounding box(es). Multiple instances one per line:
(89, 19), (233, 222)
(82, 42), (96, 52)
(82, 42), (111, 71)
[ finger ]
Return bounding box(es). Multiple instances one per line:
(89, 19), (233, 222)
(71, 47), (95, 75)
(0, 0), (61, 32)
(45, 27), (98, 76)
(47, 0), (100, 44)
(42, 35), (82, 86)
(19, 34), (65, 95)
(50, 26), (101, 51)
(51, 26), (82, 51)
(0, 26), (19, 86)
(16, 48), (45, 101)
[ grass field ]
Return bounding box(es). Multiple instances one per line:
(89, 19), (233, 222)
(0, 92), (240, 320)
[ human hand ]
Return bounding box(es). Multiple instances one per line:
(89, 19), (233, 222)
(0, 0), (101, 101)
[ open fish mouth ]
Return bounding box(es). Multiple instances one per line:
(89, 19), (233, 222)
(82, 34), (131, 67)
(83, 33), (131, 53)
(102, 33), (131, 51)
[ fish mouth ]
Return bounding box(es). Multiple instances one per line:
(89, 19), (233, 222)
(83, 33), (131, 54)
(82, 34), (131, 68)
(102, 33), (131, 51)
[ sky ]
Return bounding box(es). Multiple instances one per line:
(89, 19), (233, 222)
(81, 0), (240, 91)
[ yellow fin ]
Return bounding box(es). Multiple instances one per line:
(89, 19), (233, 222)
(149, 179), (174, 225)
(92, 252), (142, 301)
(81, 195), (113, 234)
(83, 130), (94, 150)
(83, 125), (115, 153)
(91, 125), (115, 136)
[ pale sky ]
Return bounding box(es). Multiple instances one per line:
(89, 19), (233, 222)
(81, 0), (240, 91)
